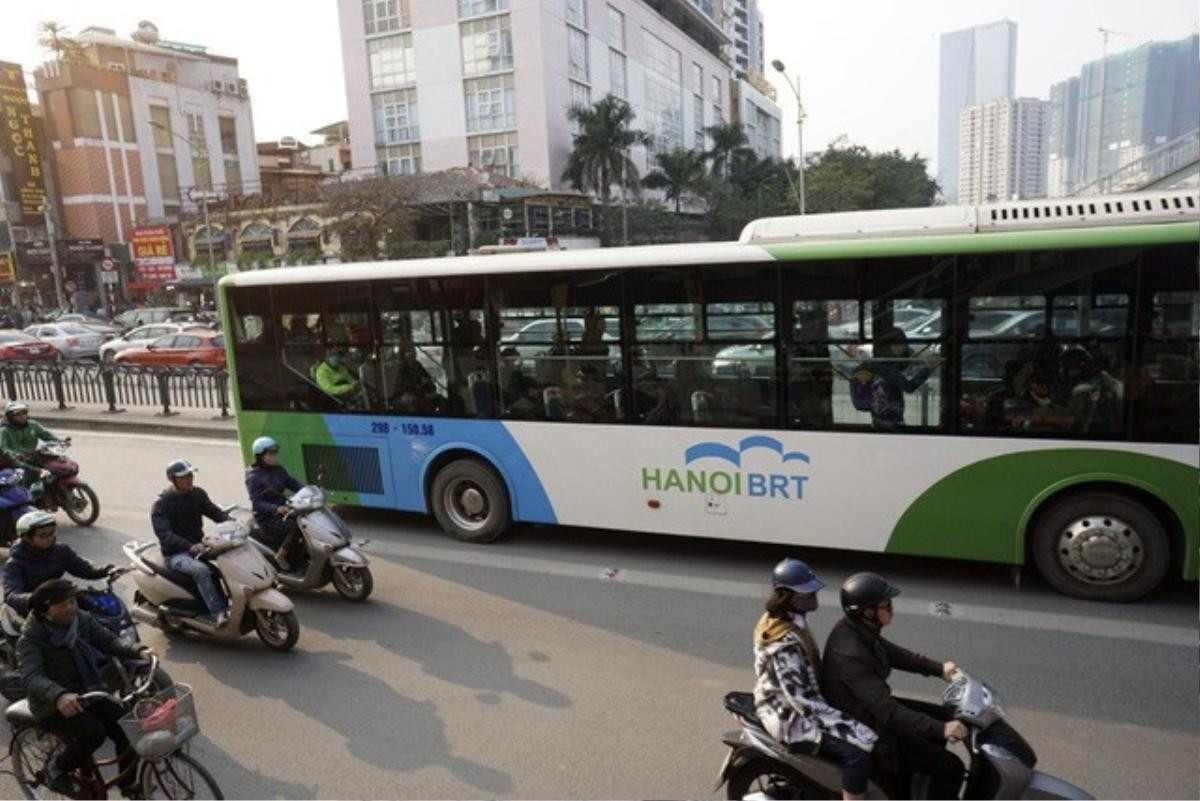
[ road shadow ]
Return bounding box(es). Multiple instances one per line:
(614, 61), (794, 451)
(295, 595), (571, 710)
(186, 735), (318, 799)
(158, 637), (513, 795)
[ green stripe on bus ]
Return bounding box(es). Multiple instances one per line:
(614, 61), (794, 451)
(763, 221), (1199, 261)
(232, 412), (363, 507)
(886, 449), (1199, 580)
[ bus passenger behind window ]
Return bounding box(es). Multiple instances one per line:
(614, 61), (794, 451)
(870, 328), (941, 432)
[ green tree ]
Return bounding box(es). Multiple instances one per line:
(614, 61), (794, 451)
(803, 144), (938, 213)
(704, 122), (752, 178)
(37, 21), (87, 63)
(562, 96), (651, 245)
(642, 147), (707, 216)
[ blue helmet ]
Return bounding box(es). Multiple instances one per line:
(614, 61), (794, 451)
(771, 558), (825, 594)
(251, 436), (279, 457)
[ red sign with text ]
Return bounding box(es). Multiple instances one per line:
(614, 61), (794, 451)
(131, 226), (176, 282)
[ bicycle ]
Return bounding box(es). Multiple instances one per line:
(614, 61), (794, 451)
(5, 655), (223, 799)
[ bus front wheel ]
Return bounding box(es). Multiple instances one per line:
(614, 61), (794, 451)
(1031, 492), (1170, 602)
(430, 459), (510, 543)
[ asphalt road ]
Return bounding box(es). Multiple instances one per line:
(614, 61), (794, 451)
(0, 429), (1195, 799)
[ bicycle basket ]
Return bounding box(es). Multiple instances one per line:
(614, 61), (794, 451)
(119, 683), (199, 759)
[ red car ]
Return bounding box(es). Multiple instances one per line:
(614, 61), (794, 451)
(0, 330), (60, 362)
(114, 330), (227, 368)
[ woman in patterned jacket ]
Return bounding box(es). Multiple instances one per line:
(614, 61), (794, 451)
(753, 558), (878, 800)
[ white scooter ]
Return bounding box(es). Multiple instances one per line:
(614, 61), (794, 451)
(124, 520), (300, 651)
(238, 485), (373, 602)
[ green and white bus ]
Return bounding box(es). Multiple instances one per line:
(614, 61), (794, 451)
(219, 189), (1199, 602)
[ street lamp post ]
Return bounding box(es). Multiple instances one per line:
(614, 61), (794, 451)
(38, 204), (67, 309)
(149, 120), (215, 273)
(772, 60), (806, 215)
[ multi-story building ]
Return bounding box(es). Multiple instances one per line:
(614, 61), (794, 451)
(957, 97), (1048, 205)
(937, 19), (1017, 203)
(731, 73), (780, 160)
(727, 0), (763, 80)
(338, 0), (733, 190)
(1046, 33), (1199, 195)
(305, 121), (353, 176)
(33, 21), (260, 245)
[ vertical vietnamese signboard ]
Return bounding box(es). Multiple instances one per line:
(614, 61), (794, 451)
(0, 61), (46, 224)
(131, 225), (177, 283)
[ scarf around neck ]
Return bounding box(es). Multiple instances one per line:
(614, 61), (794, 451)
(45, 615), (107, 691)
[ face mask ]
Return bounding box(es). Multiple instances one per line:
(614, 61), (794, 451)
(791, 593), (819, 614)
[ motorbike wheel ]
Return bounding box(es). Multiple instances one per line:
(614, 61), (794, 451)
(254, 609), (300, 652)
(61, 484), (100, 527)
(331, 565), (373, 602)
(726, 757), (830, 800)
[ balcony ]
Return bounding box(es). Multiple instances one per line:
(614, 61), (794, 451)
(641, 0), (730, 57)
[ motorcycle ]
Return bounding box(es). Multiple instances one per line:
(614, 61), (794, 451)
(237, 485), (373, 602)
(0, 468), (35, 547)
(124, 520), (301, 651)
(716, 671), (1093, 800)
(0, 568), (158, 702)
(27, 438), (100, 527)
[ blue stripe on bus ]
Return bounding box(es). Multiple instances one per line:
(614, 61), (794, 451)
(317, 414), (557, 524)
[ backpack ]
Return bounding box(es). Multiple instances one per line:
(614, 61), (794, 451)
(849, 362), (877, 412)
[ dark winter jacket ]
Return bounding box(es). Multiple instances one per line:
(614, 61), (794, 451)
(17, 611), (143, 720)
(870, 360), (933, 430)
(2, 542), (108, 617)
(246, 464), (302, 524)
(820, 615), (944, 771)
(150, 487), (230, 558)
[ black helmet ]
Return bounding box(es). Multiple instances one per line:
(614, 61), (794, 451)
(840, 572), (900, 614)
(771, 558), (825, 594)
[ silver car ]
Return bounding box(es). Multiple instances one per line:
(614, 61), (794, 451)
(23, 323), (104, 360)
(99, 322), (198, 363)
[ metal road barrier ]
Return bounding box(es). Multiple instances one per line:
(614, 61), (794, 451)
(0, 362), (232, 418)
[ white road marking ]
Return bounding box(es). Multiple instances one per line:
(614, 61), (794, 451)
(368, 539), (1195, 648)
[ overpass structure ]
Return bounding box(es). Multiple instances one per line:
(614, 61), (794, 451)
(1072, 128), (1199, 196)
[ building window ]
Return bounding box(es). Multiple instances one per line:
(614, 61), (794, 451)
(464, 74), (516, 132)
(566, 0), (587, 28)
(378, 143), (421, 175)
(711, 75), (721, 106)
(368, 33), (415, 89)
(692, 62), (703, 95)
(569, 80), (591, 112)
(468, 132), (519, 177)
(157, 153), (180, 203)
(458, 0), (509, 19)
(149, 105), (173, 149)
(568, 26), (589, 83)
(461, 15), (513, 75)
(363, 0), (409, 35)
(693, 93), (705, 149)
(609, 49), (627, 99)
(607, 6), (625, 50)
(642, 30), (682, 154)
(218, 116), (240, 194)
(372, 88), (420, 144)
(185, 112), (211, 191)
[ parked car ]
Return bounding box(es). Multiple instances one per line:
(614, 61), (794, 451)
(23, 323), (104, 360)
(0, 330), (60, 362)
(99, 322), (209, 363)
(55, 314), (121, 340)
(113, 307), (198, 331)
(114, 330), (227, 368)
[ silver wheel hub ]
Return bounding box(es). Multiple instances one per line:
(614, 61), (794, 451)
(1057, 515), (1143, 584)
(445, 480), (489, 531)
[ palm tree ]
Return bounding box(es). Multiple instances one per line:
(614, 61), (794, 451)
(37, 21), (87, 64)
(642, 147), (707, 215)
(562, 96), (651, 244)
(704, 122), (752, 178)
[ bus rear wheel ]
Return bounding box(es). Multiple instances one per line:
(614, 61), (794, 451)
(430, 459), (510, 543)
(1031, 492), (1170, 602)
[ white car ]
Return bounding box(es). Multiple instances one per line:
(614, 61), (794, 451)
(23, 323), (104, 360)
(99, 322), (205, 363)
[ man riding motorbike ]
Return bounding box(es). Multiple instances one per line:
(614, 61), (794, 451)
(17, 578), (153, 798)
(150, 460), (231, 626)
(0, 401), (55, 486)
(2, 510), (119, 618)
(820, 572), (966, 799)
(245, 436), (302, 570)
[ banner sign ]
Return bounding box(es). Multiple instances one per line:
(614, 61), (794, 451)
(0, 251), (14, 283)
(15, 239), (51, 267)
(131, 225), (176, 282)
(62, 238), (104, 263)
(0, 62), (46, 224)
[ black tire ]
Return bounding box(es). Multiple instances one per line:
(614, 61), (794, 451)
(1031, 492), (1170, 602)
(10, 726), (68, 800)
(429, 459), (510, 543)
(62, 484), (100, 527)
(726, 757), (831, 800)
(331, 565), (373, 602)
(253, 609), (300, 652)
(140, 749), (225, 799)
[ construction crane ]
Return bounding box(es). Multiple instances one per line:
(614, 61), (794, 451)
(1097, 27), (1133, 60)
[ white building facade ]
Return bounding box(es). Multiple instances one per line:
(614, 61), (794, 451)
(957, 97), (1048, 205)
(339, 0), (734, 190)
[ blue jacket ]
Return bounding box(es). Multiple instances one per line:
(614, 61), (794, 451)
(2, 541), (108, 616)
(246, 464), (302, 524)
(870, 361), (933, 430)
(151, 487), (230, 558)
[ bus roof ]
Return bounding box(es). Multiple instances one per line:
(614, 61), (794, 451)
(220, 190), (1198, 290)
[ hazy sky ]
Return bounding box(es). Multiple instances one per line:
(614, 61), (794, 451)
(1, 0), (1196, 176)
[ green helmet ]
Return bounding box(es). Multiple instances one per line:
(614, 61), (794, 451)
(16, 509), (56, 538)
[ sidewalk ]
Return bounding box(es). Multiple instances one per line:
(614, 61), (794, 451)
(24, 401), (237, 440)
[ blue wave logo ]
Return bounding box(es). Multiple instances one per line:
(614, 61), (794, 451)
(684, 436), (810, 467)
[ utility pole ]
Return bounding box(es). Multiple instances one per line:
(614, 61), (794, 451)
(39, 204), (67, 309)
(772, 60), (806, 214)
(186, 187), (215, 274)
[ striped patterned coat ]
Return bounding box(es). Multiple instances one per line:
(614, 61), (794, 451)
(752, 613), (877, 752)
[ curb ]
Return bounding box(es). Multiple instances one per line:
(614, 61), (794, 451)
(39, 414), (237, 441)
